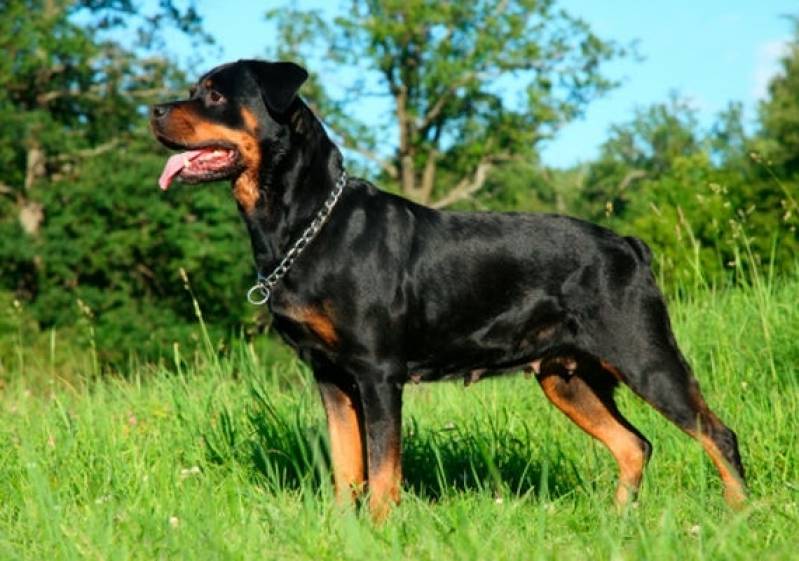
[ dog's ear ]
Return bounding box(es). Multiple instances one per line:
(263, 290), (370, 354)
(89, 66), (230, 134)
(242, 60), (308, 114)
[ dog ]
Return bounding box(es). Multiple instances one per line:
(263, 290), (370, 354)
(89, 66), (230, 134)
(150, 60), (746, 520)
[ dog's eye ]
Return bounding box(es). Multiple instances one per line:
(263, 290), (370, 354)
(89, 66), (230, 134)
(207, 90), (225, 106)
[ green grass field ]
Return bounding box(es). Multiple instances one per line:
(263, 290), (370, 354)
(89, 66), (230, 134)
(1, 273), (798, 560)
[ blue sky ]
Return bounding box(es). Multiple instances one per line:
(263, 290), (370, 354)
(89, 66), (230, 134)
(174, 1), (796, 168)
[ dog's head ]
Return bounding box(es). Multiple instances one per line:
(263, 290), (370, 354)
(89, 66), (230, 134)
(150, 60), (308, 194)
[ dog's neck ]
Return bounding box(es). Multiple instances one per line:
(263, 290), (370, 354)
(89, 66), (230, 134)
(238, 100), (344, 273)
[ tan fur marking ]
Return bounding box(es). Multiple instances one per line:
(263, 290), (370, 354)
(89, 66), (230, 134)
(368, 438), (402, 522)
(538, 373), (647, 507)
(698, 433), (746, 507)
(600, 359), (625, 381)
(233, 172), (260, 214)
(288, 302), (339, 346)
(686, 384), (746, 507)
(161, 105), (262, 212)
(241, 107), (259, 133)
(320, 385), (365, 504)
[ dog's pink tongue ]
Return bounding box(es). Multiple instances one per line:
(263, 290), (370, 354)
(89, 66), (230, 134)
(158, 150), (205, 191)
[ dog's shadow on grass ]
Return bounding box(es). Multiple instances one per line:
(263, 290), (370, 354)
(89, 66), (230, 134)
(203, 393), (584, 502)
(400, 417), (582, 501)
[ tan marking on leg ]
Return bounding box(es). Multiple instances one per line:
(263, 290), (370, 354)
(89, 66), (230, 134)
(697, 433), (746, 507)
(538, 373), (648, 507)
(320, 385), (365, 504)
(686, 384), (747, 507)
(368, 438), (401, 522)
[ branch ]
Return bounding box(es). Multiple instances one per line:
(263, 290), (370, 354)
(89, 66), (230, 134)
(307, 101), (399, 179)
(430, 153), (519, 209)
(419, 72), (476, 131)
(54, 138), (123, 162)
(333, 132), (398, 179)
(418, 0), (512, 133)
(36, 85), (104, 105)
(394, 85), (418, 195)
(418, 148), (438, 202)
(24, 145), (46, 192)
(430, 158), (495, 209)
(36, 85), (173, 106)
(616, 169), (647, 192)
(127, 87), (176, 99)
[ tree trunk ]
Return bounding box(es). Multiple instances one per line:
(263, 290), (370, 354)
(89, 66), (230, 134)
(395, 85), (418, 198)
(418, 149), (438, 204)
(19, 141), (46, 235)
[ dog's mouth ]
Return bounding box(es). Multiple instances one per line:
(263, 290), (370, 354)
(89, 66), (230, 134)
(156, 138), (241, 191)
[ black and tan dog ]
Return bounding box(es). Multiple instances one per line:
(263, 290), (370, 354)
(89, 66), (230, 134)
(150, 60), (746, 519)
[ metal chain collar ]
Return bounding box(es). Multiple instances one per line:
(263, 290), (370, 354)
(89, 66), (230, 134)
(246, 170), (348, 305)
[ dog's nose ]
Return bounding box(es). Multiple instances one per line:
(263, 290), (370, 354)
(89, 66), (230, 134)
(150, 103), (171, 120)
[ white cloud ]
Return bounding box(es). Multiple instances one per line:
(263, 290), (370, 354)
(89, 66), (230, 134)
(752, 38), (790, 101)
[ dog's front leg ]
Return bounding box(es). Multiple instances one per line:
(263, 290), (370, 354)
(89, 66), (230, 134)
(357, 371), (404, 522)
(317, 379), (366, 505)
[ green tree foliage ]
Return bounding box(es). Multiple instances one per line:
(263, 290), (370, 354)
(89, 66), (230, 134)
(266, 0), (625, 208)
(2, 2), (798, 364)
(584, 91), (798, 290)
(749, 17), (799, 257)
(757, 17), (799, 179)
(0, 1), (254, 362)
(28, 139), (253, 361)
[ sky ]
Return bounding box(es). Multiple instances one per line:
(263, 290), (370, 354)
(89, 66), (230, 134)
(171, 0), (797, 168)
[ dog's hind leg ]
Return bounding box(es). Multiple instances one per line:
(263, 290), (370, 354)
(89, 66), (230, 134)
(586, 297), (747, 506)
(612, 345), (746, 506)
(536, 359), (652, 507)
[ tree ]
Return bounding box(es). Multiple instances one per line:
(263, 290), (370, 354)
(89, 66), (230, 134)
(751, 16), (799, 253)
(265, 0), (625, 208)
(0, 0), (207, 237)
(583, 92), (799, 291)
(26, 137), (254, 361)
(757, 16), (799, 180)
(0, 1), (258, 362)
(581, 96), (703, 221)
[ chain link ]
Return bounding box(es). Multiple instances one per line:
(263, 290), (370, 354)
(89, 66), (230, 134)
(247, 170), (348, 305)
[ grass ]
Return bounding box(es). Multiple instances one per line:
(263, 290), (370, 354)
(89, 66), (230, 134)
(1, 275), (798, 560)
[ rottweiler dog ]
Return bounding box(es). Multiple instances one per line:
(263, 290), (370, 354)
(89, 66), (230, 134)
(150, 60), (746, 520)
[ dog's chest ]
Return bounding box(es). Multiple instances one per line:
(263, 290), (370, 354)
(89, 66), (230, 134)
(270, 299), (340, 351)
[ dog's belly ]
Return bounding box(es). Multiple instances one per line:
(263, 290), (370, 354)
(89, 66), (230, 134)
(404, 295), (578, 383)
